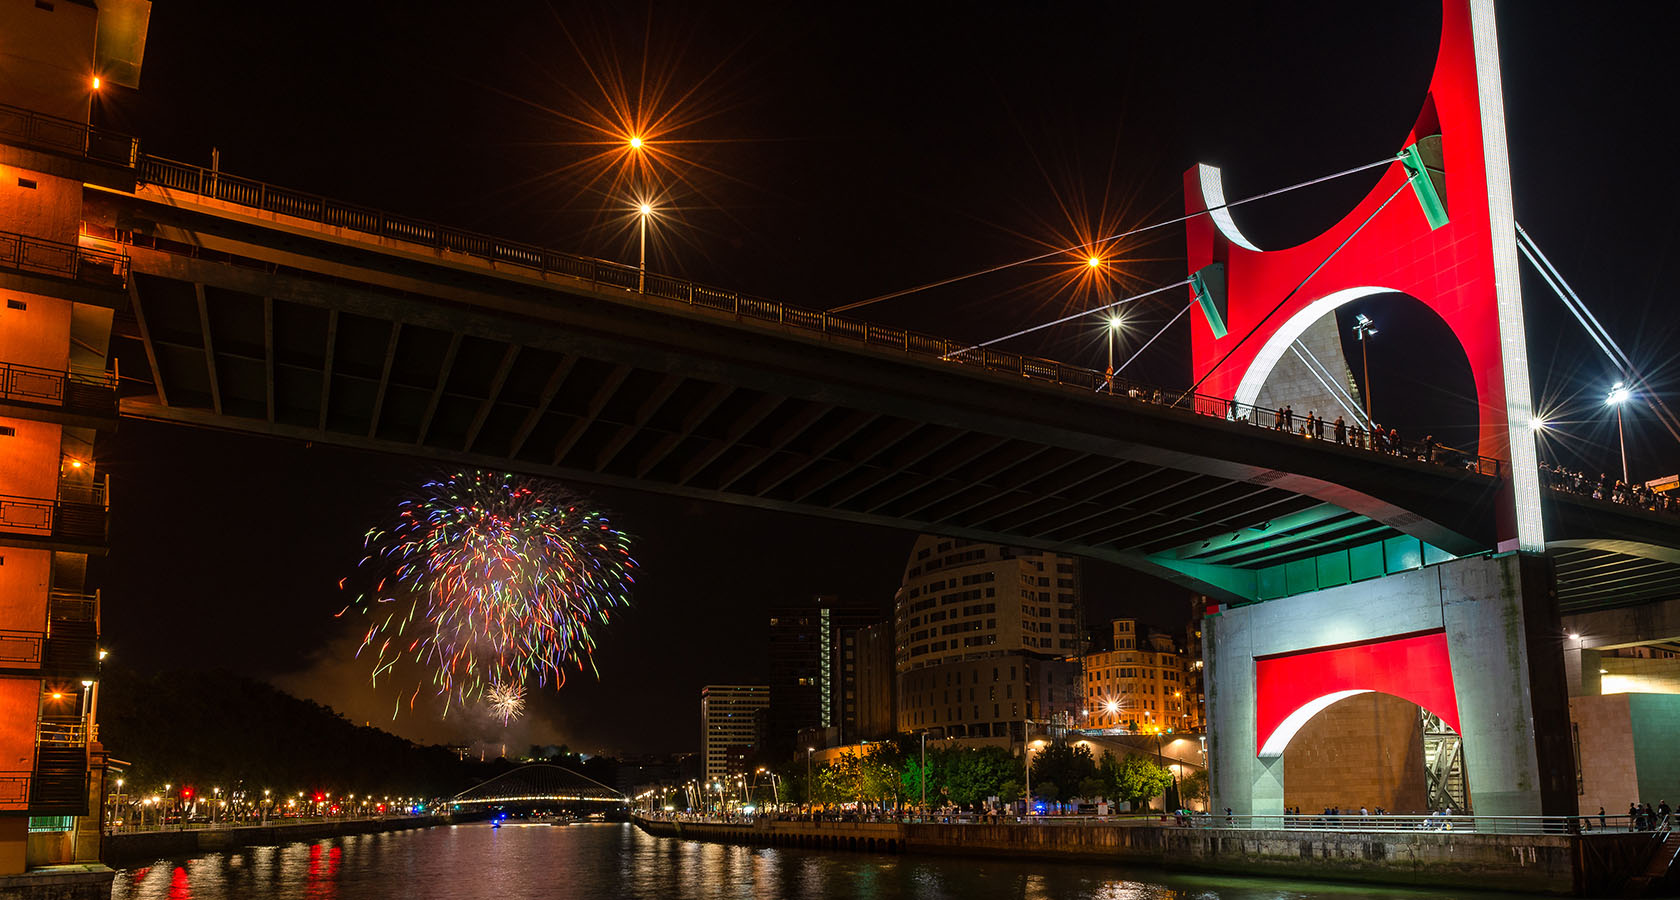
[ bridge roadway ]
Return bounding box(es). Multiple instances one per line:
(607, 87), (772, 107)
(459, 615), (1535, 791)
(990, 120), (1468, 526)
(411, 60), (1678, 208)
(52, 156), (1680, 610)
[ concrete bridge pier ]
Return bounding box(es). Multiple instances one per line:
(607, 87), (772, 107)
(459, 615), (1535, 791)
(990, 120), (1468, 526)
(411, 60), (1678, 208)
(1206, 552), (1576, 819)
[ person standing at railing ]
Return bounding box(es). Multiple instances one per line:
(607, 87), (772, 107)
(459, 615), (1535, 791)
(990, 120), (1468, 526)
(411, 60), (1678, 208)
(1283, 406), (1294, 432)
(1334, 416), (1347, 445)
(1305, 411), (1316, 439)
(1273, 407), (1285, 430)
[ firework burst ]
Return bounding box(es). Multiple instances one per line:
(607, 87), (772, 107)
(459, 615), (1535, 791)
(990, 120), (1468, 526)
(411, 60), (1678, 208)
(487, 681), (526, 725)
(346, 471), (637, 717)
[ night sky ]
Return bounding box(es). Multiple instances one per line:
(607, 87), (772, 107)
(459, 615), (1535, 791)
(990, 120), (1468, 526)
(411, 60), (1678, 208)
(86, 1), (1680, 755)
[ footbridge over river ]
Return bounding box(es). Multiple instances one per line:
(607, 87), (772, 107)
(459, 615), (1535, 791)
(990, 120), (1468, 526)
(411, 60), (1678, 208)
(39, 154), (1670, 614)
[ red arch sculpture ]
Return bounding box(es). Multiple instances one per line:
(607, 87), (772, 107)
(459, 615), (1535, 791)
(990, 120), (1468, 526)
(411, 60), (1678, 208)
(1183, 0), (1542, 551)
(1254, 630), (1459, 757)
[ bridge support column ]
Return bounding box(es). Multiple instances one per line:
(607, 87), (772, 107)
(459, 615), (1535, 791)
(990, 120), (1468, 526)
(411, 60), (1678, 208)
(1205, 553), (1576, 820)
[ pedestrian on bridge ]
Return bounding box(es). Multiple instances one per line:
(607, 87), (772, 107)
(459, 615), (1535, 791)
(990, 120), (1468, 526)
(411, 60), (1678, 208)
(1273, 407), (1285, 430)
(1334, 416), (1347, 444)
(1283, 406), (1294, 432)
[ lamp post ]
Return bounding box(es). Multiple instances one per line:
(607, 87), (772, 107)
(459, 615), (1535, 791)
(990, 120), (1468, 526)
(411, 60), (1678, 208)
(1023, 738), (1044, 817)
(1352, 313), (1378, 419)
(1608, 381), (1631, 485)
(1107, 315), (1124, 394)
(636, 202), (653, 293)
(806, 747), (815, 813)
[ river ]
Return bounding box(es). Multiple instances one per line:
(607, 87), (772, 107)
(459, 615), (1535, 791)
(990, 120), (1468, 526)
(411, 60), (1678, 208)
(109, 820), (1546, 899)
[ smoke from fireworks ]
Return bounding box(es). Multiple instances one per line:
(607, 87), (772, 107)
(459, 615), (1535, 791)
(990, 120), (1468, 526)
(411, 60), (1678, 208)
(345, 471), (636, 719)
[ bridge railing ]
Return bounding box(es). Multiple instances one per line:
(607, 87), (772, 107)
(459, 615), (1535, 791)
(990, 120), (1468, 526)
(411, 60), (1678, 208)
(131, 156), (1519, 479)
(0, 229), (130, 292)
(0, 102), (139, 168)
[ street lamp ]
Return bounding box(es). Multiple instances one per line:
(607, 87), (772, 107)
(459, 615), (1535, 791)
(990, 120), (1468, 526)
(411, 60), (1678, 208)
(1106, 315), (1124, 394)
(806, 747), (815, 813)
(1351, 313), (1378, 420)
(1023, 739), (1045, 817)
(636, 201), (654, 293)
(1607, 381), (1631, 485)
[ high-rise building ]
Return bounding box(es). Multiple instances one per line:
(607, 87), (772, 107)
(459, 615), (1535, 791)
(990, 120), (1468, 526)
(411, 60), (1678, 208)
(893, 536), (1081, 673)
(896, 654), (1081, 739)
(852, 620), (896, 741)
(0, 1), (145, 885)
(891, 536), (1084, 737)
(1081, 618), (1192, 732)
(767, 595), (881, 750)
(700, 685), (770, 784)
(1184, 597), (1207, 732)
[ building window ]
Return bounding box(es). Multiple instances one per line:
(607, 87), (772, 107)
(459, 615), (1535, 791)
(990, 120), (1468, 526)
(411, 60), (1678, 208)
(27, 816), (73, 833)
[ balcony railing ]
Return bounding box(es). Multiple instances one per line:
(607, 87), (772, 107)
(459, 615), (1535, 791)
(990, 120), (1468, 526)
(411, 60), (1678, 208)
(0, 772), (28, 811)
(36, 716), (94, 747)
(132, 156), (1517, 481)
(0, 477), (109, 544)
(0, 229), (130, 291)
(0, 361), (118, 418)
(0, 101), (139, 168)
(0, 630), (43, 668)
(48, 589), (99, 624)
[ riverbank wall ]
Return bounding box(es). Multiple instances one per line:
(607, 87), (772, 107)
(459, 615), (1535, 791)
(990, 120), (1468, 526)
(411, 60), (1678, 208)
(632, 815), (1665, 896)
(102, 812), (475, 866)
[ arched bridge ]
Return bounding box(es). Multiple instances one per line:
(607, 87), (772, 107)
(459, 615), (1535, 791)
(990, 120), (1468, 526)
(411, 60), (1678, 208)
(44, 152), (1675, 612)
(452, 765), (627, 807)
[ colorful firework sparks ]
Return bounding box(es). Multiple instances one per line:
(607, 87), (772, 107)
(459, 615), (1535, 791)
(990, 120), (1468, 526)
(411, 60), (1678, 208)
(487, 681), (526, 725)
(346, 471), (636, 717)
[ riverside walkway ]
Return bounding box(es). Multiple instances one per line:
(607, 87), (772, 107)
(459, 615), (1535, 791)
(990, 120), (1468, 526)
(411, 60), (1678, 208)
(632, 811), (1675, 896)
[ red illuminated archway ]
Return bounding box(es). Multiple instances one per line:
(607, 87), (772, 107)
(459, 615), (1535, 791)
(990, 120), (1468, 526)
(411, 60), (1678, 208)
(1183, 0), (1542, 550)
(1254, 630), (1459, 757)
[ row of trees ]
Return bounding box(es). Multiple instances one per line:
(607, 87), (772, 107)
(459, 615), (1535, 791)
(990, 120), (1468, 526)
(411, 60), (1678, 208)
(772, 737), (1190, 812)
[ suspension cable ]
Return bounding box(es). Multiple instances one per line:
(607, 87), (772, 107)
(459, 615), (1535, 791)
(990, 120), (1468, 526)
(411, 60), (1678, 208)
(1180, 179), (1414, 401)
(944, 278), (1192, 359)
(1516, 223), (1680, 445)
(1115, 300), (1194, 377)
(831, 155), (1401, 314)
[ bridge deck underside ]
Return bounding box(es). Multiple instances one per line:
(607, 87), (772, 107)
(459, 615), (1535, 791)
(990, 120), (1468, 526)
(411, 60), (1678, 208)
(120, 269), (1345, 563)
(89, 189), (1677, 605)
(1553, 547), (1680, 614)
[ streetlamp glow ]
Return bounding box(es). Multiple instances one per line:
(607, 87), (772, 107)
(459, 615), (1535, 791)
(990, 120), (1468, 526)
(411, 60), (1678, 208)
(628, 135), (644, 150)
(1087, 255), (1102, 269)
(1607, 381), (1631, 484)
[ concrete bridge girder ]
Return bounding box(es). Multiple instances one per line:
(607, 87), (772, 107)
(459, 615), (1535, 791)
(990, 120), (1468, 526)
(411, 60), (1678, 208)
(1205, 553), (1574, 819)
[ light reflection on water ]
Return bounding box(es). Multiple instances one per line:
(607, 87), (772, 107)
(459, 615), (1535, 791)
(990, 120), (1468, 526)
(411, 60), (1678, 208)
(110, 822), (1543, 900)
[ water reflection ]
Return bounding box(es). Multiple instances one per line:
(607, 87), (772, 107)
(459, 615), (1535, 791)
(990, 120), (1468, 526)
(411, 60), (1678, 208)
(110, 822), (1542, 900)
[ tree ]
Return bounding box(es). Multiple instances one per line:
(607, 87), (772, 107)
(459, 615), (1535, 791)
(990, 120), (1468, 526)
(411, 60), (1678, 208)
(1180, 768), (1209, 807)
(1035, 780), (1059, 804)
(1030, 741), (1096, 808)
(1109, 753), (1174, 809)
(1077, 776), (1108, 803)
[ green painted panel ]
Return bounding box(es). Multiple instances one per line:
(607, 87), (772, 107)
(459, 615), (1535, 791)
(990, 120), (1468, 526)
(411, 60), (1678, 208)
(1422, 542), (1455, 566)
(1384, 536), (1424, 573)
(1316, 551), (1351, 588)
(1284, 558), (1317, 594)
(1257, 565), (1286, 600)
(1350, 542), (1385, 581)
(1629, 694), (1680, 806)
